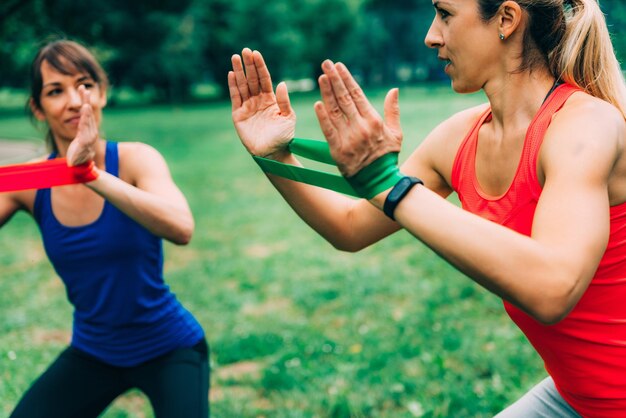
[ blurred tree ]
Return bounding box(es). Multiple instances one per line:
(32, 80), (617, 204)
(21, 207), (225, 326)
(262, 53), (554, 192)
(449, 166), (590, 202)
(0, 0), (204, 102)
(602, 0), (626, 64)
(0, 0), (624, 102)
(0, 0), (49, 89)
(38, 0), (203, 102)
(195, 0), (358, 96)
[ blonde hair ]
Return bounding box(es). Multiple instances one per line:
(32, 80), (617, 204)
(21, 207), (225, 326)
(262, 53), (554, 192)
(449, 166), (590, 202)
(478, 0), (626, 118)
(552, 0), (626, 118)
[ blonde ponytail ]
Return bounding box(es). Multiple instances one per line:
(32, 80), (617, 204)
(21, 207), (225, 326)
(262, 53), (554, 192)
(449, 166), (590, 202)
(552, 0), (626, 118)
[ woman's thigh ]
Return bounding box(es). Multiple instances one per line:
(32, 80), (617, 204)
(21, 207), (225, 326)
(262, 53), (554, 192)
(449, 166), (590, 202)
(9, 346), (130, 418)
(131, 339), (210, 418)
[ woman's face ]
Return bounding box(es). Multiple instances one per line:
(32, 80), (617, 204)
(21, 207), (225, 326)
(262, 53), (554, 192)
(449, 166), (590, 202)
(32, 59), (107, 144)
(424, 0), (501, 93)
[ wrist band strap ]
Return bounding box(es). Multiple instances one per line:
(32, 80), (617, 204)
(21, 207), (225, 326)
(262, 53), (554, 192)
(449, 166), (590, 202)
(252, 138), (360, 197)
(252, 138), (403, 199)
(345, 153), (404, 199)
(0, 159), (98, 192)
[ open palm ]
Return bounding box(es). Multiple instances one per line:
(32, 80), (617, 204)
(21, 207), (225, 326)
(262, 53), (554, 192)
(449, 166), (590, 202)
(229, 48), (296, 158)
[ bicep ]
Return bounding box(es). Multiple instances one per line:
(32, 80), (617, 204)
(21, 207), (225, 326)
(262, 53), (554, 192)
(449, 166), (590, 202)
(123, 144), (190, 209)
(533, 109), (620, 288)
(533, 174), (609, 281)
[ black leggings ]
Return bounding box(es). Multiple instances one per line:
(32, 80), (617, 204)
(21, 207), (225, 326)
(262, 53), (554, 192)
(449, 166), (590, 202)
(10, 339), (210, 418)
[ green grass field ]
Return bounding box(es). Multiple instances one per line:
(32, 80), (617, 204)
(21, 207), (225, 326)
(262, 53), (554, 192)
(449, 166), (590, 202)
(0, 86), (545, 417)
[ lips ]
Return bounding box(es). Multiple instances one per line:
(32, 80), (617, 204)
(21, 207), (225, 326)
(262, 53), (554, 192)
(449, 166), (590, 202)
(65, 116), (81, 125)
(437, 55), (452, 74)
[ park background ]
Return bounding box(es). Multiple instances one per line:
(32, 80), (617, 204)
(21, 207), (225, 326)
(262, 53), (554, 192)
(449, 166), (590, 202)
(0, 0), (625, 417)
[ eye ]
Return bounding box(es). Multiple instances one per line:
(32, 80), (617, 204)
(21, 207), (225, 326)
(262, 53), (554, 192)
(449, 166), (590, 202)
(436, 7), (451, 19)
(46, 88), (62, 97)
(81, 82), (95, 89)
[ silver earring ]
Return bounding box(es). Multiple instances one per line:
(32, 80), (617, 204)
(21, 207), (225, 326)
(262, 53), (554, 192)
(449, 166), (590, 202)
(499, 33), (505, 40)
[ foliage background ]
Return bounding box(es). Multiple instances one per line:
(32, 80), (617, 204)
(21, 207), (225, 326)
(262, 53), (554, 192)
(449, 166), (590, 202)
(1, 0), (625, 103)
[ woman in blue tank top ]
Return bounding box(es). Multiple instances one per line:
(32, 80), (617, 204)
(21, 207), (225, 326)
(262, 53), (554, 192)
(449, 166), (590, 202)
(2, 39), (209, 418)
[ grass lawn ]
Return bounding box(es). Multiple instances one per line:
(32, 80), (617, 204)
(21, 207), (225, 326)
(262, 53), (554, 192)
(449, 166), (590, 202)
(0, 85), (545, 417)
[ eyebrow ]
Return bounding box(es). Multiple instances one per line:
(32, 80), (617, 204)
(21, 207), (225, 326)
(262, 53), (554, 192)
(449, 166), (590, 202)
(42, 75), (92, 89)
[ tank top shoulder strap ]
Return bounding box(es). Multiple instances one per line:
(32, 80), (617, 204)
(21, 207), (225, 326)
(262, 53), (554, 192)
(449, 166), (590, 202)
(523, 83), (580, 187)
(451, 107), (492, 192)
(105, 141), (119, 177)
(451, 84), (581, 195)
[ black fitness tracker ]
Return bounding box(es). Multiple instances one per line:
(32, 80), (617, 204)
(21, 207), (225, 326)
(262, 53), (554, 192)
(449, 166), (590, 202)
(383, 176), (424, 220)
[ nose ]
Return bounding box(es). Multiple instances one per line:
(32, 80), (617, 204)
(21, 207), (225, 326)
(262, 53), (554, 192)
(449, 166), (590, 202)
(424, 18), (443, 49)
(67, 87), (82, 109)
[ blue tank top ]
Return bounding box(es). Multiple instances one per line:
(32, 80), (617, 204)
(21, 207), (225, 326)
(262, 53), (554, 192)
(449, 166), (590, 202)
(33, 141), (204, 367)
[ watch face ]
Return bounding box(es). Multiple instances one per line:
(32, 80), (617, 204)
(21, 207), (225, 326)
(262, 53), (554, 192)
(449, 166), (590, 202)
(390, 177), (412, 200)
(384, 176), (422, 220)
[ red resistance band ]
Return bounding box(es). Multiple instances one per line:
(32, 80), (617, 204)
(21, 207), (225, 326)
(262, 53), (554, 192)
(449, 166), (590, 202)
(0, 159), (98, 192)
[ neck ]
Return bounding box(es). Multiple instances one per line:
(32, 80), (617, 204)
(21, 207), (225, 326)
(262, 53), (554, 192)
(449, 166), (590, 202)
(53, 138), (70, 157)
(483, 68), (557, 133)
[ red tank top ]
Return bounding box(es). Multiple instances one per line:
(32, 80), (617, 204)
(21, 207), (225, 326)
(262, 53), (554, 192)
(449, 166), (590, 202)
(451, 83), (626, 417)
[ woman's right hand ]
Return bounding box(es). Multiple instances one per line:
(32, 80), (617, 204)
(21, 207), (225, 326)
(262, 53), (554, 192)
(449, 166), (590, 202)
(66, 85), (98, 167)
(229, 48), (296, 159)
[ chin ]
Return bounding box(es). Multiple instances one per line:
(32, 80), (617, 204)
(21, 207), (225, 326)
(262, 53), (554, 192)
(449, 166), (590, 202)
(450, 80), (481, 95)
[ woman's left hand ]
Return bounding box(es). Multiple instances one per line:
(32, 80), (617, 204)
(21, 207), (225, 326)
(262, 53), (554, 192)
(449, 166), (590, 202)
(66, 85), (98, 166)
(314, 60), (403, 177)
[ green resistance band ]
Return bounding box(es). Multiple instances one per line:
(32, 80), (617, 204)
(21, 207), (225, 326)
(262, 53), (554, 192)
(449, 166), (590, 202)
(252, 138), (404, 199)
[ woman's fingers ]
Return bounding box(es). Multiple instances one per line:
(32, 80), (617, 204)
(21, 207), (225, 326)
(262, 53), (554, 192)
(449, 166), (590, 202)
(231, 53), (251, 101)
(242, 48), (260, 96)
(315, 60), (401, 177)
(228, 71), (242, 110)
(252, 50), (274, 94)
(78, 86), (96, 143)
(318, 74), (348, 130)
(276, 82), (293, 117)
(314, 100), (339, 148)
(383, 88), (401, 136)
(78, 84), (90, 105)
(335, 62), (377, 119)
(67, 86), (98, 166)
(230, 49), (274, 111)
(321, 60), (359, 120)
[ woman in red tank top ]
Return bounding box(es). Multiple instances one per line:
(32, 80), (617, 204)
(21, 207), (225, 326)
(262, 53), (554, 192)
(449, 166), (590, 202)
(230, 0), (626, 416)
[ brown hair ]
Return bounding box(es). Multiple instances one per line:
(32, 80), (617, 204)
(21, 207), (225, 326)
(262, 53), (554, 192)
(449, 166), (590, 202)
(477, 0), (626, 118)
(29, 39), (109, 152)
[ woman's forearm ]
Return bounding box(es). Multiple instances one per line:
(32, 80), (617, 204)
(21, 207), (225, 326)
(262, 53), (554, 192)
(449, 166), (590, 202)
(86, 171), (194, 245)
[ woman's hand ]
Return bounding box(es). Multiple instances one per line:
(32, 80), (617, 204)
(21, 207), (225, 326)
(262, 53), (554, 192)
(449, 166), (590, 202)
(229, 48), (296, 159)
(314, 60), (403, 177)
(66, 85), (98, 166)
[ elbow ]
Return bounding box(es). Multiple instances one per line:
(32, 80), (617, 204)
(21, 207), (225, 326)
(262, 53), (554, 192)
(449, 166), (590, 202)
(171, 218), (195, 246)
(328, 235), (369, 253)
(527, 275), (582, 326)
(173, 230), (193, 246)
(330, 241), (362, 253)
(532, 306), (570, 326)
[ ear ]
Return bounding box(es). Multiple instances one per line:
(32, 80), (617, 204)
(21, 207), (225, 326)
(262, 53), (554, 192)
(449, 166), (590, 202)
(498, 0), (523, 40)
(29, 98), (46, 122)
